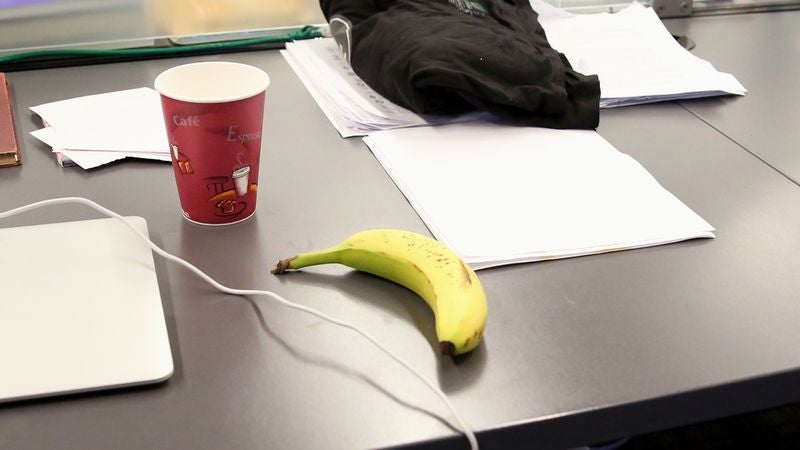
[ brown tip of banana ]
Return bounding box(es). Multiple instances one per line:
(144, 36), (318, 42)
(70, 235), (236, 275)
(439, 341), (456, 356)
(271, 257), (297, 274)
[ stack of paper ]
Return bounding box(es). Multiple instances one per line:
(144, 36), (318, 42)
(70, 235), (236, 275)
(281, 38), (486, 137)
(533, 0), (747, 107)
(30, 87), (171, 170)
(284, 3), (746, 135)
(364, 122), (714, 269)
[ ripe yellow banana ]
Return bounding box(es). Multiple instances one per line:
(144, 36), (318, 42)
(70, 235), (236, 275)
(271, 229), (488, 356)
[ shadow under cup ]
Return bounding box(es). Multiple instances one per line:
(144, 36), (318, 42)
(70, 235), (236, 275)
(155, 62), (270, 226)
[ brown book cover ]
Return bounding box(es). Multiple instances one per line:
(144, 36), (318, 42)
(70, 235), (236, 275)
(1, 72), (21, 167)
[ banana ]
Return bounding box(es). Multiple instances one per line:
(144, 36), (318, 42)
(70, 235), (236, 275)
(271, 229), (488, 356)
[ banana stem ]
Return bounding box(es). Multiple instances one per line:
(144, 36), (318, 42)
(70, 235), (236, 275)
(271, 246), (343, 274)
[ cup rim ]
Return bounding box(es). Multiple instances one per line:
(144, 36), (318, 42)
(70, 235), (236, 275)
(232, 166), (251, 176)
(154, 61), (270, 104)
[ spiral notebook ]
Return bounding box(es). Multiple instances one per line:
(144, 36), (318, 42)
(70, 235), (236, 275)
(0, 216), (173, 403)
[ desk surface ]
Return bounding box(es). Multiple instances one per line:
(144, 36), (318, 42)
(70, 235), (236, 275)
(666, 10), (800, 184)
(3, 12), (800, 450)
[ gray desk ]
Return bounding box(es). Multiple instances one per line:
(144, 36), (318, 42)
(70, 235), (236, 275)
(2, 13), (800, 450)
(666, 10), (800, 184)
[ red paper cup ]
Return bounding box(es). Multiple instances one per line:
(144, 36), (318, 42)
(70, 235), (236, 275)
(155, 62), (270, 226)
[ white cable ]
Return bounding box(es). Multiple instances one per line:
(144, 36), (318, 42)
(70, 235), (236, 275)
(0, 197), (478, 450)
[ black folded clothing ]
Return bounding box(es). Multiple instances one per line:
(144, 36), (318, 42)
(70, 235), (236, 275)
(320, 0), (600, 129)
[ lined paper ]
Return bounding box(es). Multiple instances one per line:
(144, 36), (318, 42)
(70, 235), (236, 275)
(533, 1), (746, 107)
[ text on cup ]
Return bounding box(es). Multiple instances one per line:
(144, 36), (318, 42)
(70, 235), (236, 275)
(227, 126), (261, 144)
(173, 115), (200, 126)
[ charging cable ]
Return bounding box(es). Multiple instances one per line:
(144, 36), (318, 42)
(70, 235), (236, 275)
(0, 196), (478, 450)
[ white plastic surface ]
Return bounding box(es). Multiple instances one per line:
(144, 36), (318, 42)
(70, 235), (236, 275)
(0, 216), (173, 402)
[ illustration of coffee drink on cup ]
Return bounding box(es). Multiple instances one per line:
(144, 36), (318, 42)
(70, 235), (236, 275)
(231, 152), (252, 197)
(172, 144), (194, 175)
(232, 165), (251, 197)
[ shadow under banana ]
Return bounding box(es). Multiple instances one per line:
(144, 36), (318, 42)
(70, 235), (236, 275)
(272, 229), (490, 392)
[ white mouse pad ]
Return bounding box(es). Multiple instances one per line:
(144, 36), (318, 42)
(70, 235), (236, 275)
(0, 216), (173, 403)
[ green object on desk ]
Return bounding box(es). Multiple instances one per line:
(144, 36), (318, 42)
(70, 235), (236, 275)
(0, 25), (323, 69)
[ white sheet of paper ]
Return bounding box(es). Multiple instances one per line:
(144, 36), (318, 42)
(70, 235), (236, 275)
(364, 122), (714, 269)
(29, 126), (63, 149)
(59, 150), (128, 169)
(532, 1), (746, 107)
(59, 150), (170, 170)
(31, 123), (170, 170)
(30, 87), (169, 153)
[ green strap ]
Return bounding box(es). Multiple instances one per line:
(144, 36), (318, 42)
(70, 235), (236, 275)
(0, 25), (322, 64)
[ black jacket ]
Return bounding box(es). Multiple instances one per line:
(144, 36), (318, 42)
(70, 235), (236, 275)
(320, 0), (600, 129)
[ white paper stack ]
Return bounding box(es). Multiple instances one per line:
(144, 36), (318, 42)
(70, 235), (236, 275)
(364, 122), (715, 270)
(281, 38), (486, 137)
(284, 3), (746, 135)
(533, 1), (747, 107)
(30, 87), (171, 170)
